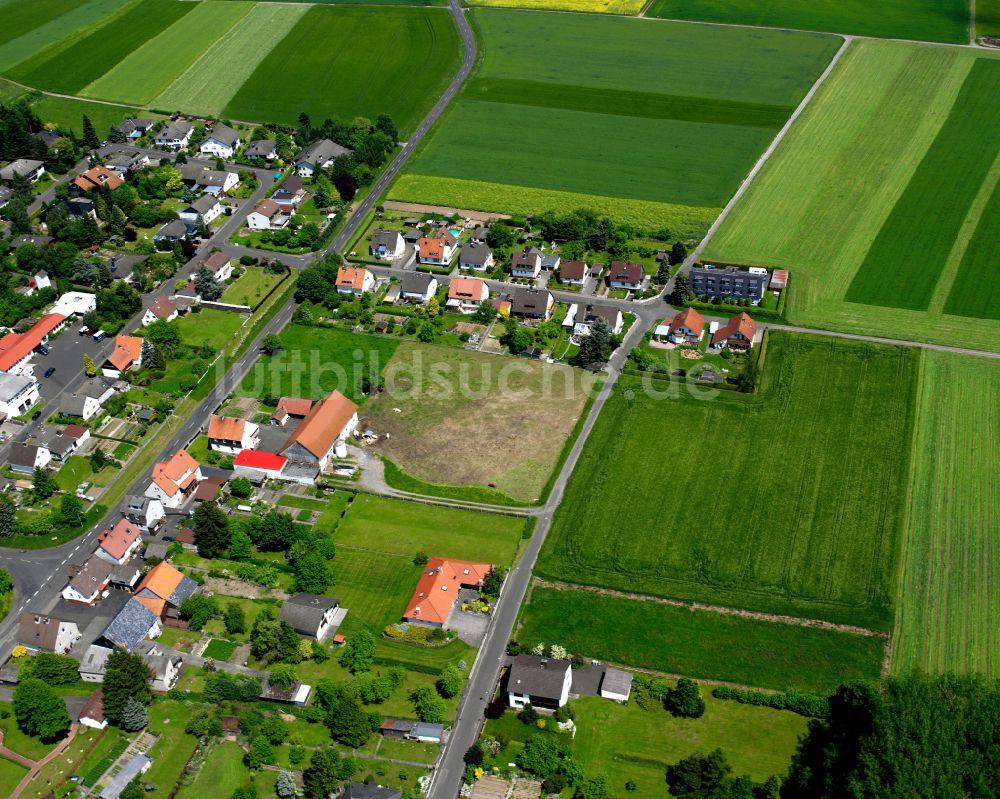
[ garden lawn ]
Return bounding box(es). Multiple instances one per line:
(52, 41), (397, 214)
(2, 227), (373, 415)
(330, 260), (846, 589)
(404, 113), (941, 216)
(54, 454), (115, 491)
(519, 587), (884, 693)
(892, 352), (1000, 676)
(330, 546), (427, 633)
(144, 701), (198, 793)
(537, 333), (918, 631)
(82, 1), (253, 104)
(176, 740), (249, 799)
(979, 0), (1000, 37)
(31, 94), (150, 134)
(572, 694), (805, 793)
(175, 308), (245, 350)
(704, 41), (1000, 351)
(336, 495), (524, 564)
(6, 0), (194, 94)
(239, 324), (399, 403)
(220, 267), (286, 308)
(364, 342), (598, 501)
(645, 0), (969, 42)
(0, 702), (58, 760)
(0, 756), (28, 792)
(202, 639), (238, 661)
(223, 5), (461, 135)
(315, 490), (352, 532)
(0, 0), (129, 72)
(153, 3), (307, 116)
(19, 725), (108, 799)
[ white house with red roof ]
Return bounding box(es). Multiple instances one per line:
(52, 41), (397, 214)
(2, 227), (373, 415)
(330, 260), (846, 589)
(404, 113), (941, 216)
(95, 518), (144, 565)
(145, 448), (202, 509)
(655, 307), (705, 345)
(335, 266), (374, 296)
(207, 415), (259, 454)
(102, 335), (143, 378)
(233, 450), (287, 483)
(711, 312), (757, 351)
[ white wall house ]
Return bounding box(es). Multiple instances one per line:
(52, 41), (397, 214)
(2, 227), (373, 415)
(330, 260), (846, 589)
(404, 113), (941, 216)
(0, 373), (39, 418)
(207, 415), (260, 454)
(507, 655), (573, 710)
(199, 125), (241, 159)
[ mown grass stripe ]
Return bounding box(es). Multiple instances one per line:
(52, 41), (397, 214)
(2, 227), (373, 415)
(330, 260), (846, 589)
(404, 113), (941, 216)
(463, 78), (793, 127)
(0, 0), (83, 48)
(6, 0), (194, 95)
(943, 178), (1000, 320)
(845, 59), (1000, 311)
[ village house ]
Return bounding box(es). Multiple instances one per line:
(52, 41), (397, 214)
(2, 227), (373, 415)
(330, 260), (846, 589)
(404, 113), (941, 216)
(39, 424), (88, 462)
(245, 139), (277, 161)
(279, 389), (358, 472)
(711, 311), (757, 351)
(102, 335), (143, 378)
(116, 118), (154, 139)
(370, 229), (405, 261)
(179, 194), (223, 225)
(295, 139), (352, 177)
(104, 149), (148, 176)
(0, 159), (45, 184)
(8, 442), (50, 474)
(510, 287), (554, 320)
(459, 242), (494, 271)
(60, 391), (102, 421)
(135, 561), (199, 619)
(233, 449), (287, 483)
(199, 123), (241, 159)
(99, 599), (161, 650)
(270, 396), (312, 426)
(418, 233), (457, 266)
(511, 247), (543, 279)
(0, 372), (39, 418)
(470, 226), (489, 245)
(507, 654), (572, 710)
(122, 494), (165, 531)
(145, 448), (202, 508)
(72, 166), (122, 194)
(61, 555), (114, 605)
(656, 307), (705, 345)
(18, 613), (80, 655)
(600, 668), (634, 702)
(279, 593), (345, 641)
(194, 169), (239, 195)
(153, 219), (192, 244)
(246, 199), (288, 231)
(207, 414), (260, 453)
(135, 640), (185, 691)
(153, 120), (194, 151)
(142, 296), (179, 326)
(202, 250), (234, 282)
(559, 260), (587, 285)
(95, 518), (143, 565)
(272, 175), (306, 209)
(335, 265), (374, 296)
(446, 277), (489, 313)
(689, 265), (767, 304)
(563, 303), (623, 336)
(400, 272), (438, 304)
(608, 261), (645, 291)
(403, 557), (492, 628)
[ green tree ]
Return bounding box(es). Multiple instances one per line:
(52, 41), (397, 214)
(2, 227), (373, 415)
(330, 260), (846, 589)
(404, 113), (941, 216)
(246, 734), (274, 769)
(327, 694), (371, 748)
(102, 648), (152, 726)
(193, 501), (231, 558)
(276, 771), (297, 798)
(665, 678), (705, 719)
(303, 750), (339, 799)
(30, 467), (57, 502)
(224, 601), (247, 635)
(180, 594), (219, 630)
(261, 715), (290, 745)
(293, 550), (333, 594)
(23, 652), (80, 685)
(574, 776), (616, 799)
(0, 495), (16, 539)
(195, 265), (222, 301)
(436, 665), (463, 699)
(13, 678), (70, 741)
(142, 340), (165, 372)
(83, 353), (98, 377)
(575, 317), (616, 367)
(56, 495), (85, 528)
(250, 510), (296, 551)
(120, 697), (148, 731)
(269, 664), (298, 691)
(81, 114), (99, 150)
(669, 241), (688, 266)
(482, 566), (506, 598)
(409, 686), (446, 723)
(89, 448), (107, 472)
(669, 273), (693, 305)
(262, 334), (282, 355)
(656, 260), (671, 284)
(146, 319), (182, 357)
(311, 640), (329, 663)
(665, 749), (733, 799)
(229, 477), (253, 499)
(339, 630), (375, 674)
(229, 528), (253, 560)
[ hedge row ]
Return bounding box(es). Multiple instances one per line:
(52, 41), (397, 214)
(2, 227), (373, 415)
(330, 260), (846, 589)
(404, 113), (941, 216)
(711, 686), (829, 718)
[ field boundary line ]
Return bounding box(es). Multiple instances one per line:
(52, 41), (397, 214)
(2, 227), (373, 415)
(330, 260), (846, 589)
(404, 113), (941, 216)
(533, 578), (890, 639)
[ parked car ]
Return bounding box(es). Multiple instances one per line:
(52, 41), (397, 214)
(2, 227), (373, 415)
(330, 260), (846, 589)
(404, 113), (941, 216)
(43, 367), (55, 378)
(78, 325), (91, 336)
(92, 330), (106, 341)
(37, 344), (49, 355)
(31, 411), (41, 420)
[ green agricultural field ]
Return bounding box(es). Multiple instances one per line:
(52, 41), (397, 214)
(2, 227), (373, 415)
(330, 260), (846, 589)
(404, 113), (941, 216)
(398, 8), (837, 232)
(892, 352), (1000, 676)
(223, 5), (461, 135)
(944, 178), (1000, 320)
(6, 0), (194, 94)
(537, 333), (918, 631)
(153, 2), (307, 116)
(0, 0), (129, 72)
(469, 0), (643, 11)
(336, 494), (525, 564)
(572, 695), (806, 793)
(239, 324), (399, 403)
(704, 41), (1000, 351)
(31, 92), (154, 135)
(518, 587), (884, 693)
(844, 59), (1000, 310)
(364, 342), (598, 501)
(83, 1), (252, 104)
(979, 0), (1000, 37)
(645, 0), (969, 42)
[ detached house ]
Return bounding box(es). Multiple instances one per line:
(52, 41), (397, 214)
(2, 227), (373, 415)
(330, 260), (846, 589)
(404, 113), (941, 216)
(60, 391), (102, 421)
(247, 199), (288, 231)
(512, 248), (543, 279)
(102, 335), (143, 377)
(459, 242), (494, 271)
(246, 139), (277, 161)
(95, 518), (143, 565)
(563, 303), (622, 336)
(295, 139), (352, 177)
(135, 640), (184, 691)
(179, 194), (222, 225)
(608, 261), (645, 291)
(335, 266), (374, 296)
(199, 124), (241, 159)
(279, 389), (358, 472)
(123, 494), (165, 532)
(370, 229), (405, 261)
(510, 287), (554, 320)
(658, 307), (704, 345)
(559, 260), (587, 285)
(207, 414), (260, 453)
(153, 120), (193, 151)
(446, 277), (489, 313)
(279, 593), (345, 641)
(202, 251), (233, 282)
(418, 233), (457, 266)
(508, 654), (572, 710)
(146, 448), (202, 508)
(8, 442), (50, 474)
(404, 557), (492, 628)
(0, 372), (39, 418)
(18, 613), (80, 655)
(272, 175), (306, 209)
(0, 159), (45, 184)
(61, 555), (114, 605)
(142, 296), (178, 326)
(711, 312), (756, 351)
(116, 118), (154, 139)
(104, 149), (149, 175)
(400, 272), (438, 304)
(72, 166), (122, 194)
(153, 219), (191, 244)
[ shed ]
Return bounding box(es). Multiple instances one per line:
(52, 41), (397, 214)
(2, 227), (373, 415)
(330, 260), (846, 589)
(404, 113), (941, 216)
(599, 668), (633, 702)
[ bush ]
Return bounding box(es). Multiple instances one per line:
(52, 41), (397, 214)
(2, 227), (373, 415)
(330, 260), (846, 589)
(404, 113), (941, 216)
(517, 704), (539, 725)
(665, 678), (705, 719)
(711, 686), (829, 718)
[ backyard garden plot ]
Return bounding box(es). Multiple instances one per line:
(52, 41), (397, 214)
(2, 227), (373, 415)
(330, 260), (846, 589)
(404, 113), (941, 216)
(153, 2), (307, 116)
(6, 0), (194, 95)
(892, 352), (1000, 677)
(336, 495), (525, 564)
(223, 5), (461, 135)
(703, 41), (1000, 351)
(518, 587), (885, 693)
(363, 343), (599, 501)
(395, 9), (837, 234)
(0, 0), (129, 72)
(82, 1), (253, 105)
(536, 333), (918, 631)
(645, 0), (969, 43)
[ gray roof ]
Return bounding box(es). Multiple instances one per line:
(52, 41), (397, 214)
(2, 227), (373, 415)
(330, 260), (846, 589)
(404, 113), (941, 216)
(601, 667), (633, 696)
(38, 428), (75, 458)
(0, 372), (34, 403)
(343, 782), (402, 799)
(101, 599), (159, 650)
(60, 392), (96, 416)
(155, 219), (189, 239)
(196, 170), (231, 187)
(413, 722), (444, 740)
(135, 640), (181, 680)
(79, 644), (113, 677)
(100, 754), (151, 799)
(403, 229), (422, 243)
(460, 243), (493, 266)
(0, 159), (43, 181)
(508, 654), (570, 701)
(581, 304), (620, 327)
(510, 287), (552, 317)
(144, 540), (169, 560)
(67, 555), (114, 597)
(137, 572), (198, 607)
(8, 442), (39, 469)
(116, 118), (154, 135)
(10, 235), (52, 249)
(371, 229), (403, 249)
(155, 120), (193, 141)
(189, 194), (219, 214)
(246, 139), (276, 157)
(401, 272), (436, 295)
(278, 593), (339, 636)
(110, 562), (141, 586)
(296, 138), (351, 169)
(205, 123), (239, 148)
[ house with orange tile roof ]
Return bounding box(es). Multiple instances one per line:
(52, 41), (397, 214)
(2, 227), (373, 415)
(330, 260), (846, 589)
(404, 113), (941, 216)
(279, 390), (358, 473)
(655, 307), (705, 345)
(95, 518), (143, 565)
(207, 414), (259, 454)
(335, 266), (374, 297)
(710, 312), (757, 351)
(72, 166), (123, 194)
(271, 396), (312, 426)
(403, 557), (493, 628)
(418, 232), (457, 266)
(101, 335), (143, 378)
(145, 448), (202, 509)
(446, 277), (489, 313)
(135, 561), (199, 615)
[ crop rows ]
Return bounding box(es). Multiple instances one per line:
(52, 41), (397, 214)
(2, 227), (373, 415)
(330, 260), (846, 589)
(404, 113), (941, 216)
(944, 177), (1000, 320)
